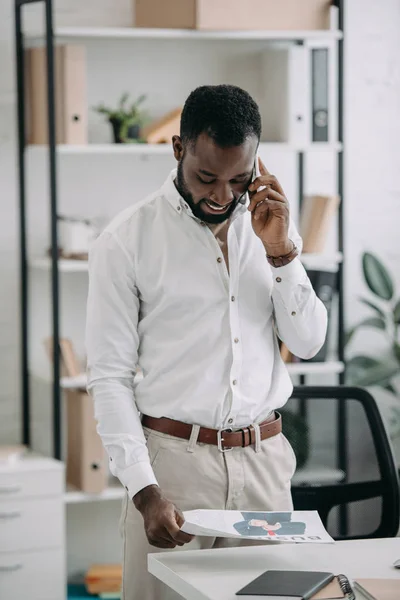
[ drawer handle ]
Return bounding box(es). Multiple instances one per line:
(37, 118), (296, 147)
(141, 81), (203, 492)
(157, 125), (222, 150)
(0, 511), (21, 520)
(0, 486), (21, 494)
(0, 563), (23, 573)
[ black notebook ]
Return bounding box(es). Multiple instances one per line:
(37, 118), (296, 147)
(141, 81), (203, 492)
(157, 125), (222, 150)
(236, 570), (334, 598)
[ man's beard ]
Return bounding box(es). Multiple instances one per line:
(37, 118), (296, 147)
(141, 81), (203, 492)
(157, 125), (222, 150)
(175, 160), (239, 225)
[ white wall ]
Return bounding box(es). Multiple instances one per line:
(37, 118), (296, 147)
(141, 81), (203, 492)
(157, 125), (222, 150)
(1, 0), (400, 577)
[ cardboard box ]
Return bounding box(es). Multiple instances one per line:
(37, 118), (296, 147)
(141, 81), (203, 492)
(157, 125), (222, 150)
(134, 0), (331, 31)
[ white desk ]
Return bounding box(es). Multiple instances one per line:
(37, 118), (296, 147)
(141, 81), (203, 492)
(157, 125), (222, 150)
(148, 538), (400, 600)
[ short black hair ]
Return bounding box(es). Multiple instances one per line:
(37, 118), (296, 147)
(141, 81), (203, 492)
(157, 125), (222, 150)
(180, 84), (261, 148)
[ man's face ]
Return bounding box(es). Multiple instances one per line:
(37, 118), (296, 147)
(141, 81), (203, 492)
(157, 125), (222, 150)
(174, 133), (258, 225)
(249, 519), (282, 531)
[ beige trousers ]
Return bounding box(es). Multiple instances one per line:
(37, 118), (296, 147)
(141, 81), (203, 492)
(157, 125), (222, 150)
(120, 424), (296, 600)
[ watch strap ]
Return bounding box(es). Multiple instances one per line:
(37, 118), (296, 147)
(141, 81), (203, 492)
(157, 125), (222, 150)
(266, 242), (299, 268)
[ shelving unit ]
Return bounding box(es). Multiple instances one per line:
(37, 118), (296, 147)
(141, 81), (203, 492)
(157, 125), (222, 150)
(27, 141), (344, 155)
(29, 25), (343, 42)
(15, 0), (345, 529)
(30, 251), (343, 274)
(64, 464), (345, 505)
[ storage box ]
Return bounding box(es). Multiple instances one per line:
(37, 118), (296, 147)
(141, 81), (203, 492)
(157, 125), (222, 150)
(134, 0), (331, 31)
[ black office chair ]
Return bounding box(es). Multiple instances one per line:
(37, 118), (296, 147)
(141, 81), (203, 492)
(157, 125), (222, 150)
(281, 385), (400, 540)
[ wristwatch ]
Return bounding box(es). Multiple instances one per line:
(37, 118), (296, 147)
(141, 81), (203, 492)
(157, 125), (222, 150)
(266, 241), (299, 268)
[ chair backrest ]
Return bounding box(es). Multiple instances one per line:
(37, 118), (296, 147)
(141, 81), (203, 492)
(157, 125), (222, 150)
(282, 385), (400, 539)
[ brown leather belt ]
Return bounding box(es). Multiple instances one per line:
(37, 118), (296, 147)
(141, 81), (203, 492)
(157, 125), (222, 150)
(141, 412), (281, 451)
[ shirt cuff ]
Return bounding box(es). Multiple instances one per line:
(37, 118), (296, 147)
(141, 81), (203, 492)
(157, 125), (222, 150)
(270, 256), (308, 288)
(118, 461), (159, 500)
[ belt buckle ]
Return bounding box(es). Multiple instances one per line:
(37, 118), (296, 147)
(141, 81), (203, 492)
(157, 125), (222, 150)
(217, 428), (233, 453)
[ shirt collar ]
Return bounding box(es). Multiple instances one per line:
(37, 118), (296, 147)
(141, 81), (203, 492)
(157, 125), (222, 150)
(161, 169), (249, 224)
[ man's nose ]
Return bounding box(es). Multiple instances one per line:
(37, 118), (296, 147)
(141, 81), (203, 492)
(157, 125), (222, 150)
(213, 183), (234, 205)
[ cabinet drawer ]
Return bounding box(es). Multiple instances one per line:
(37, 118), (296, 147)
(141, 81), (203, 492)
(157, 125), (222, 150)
(0, 468), (63, 500)
(0, 548), (65, 600)
(0, 498), (64, 553)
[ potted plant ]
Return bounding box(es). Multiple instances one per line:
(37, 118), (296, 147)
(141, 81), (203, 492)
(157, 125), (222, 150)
(346, 251), (400, 459)
(92, 93), (148, 143)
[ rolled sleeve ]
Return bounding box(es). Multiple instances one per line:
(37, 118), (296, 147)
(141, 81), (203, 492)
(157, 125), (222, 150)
(271, 257), (328, 360)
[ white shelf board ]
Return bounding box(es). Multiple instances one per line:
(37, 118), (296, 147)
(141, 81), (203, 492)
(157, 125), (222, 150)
(287, 361), (345, 376)
(30, 257), (89, 272)
(65, 481), (124, 504)
(27, 142), (343, 155)
(292, 466), (345, 485)
(65, 467), (344, 503)
(28, 26), (342, 43)
(60, 371), (143, 389)
(300, 251), (343, 272)
(60, 363), (344, 389)
(60, 373), (88, 389)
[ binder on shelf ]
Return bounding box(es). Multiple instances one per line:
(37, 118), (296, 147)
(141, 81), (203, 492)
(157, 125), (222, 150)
(260, 44), (309, 145)
(25, 44), (87, 145)
(312, 47), (329, 142)
(303, 269), (338, 363)
(299, 195), (340, 254)
(66, 389), (108, 494)
(44, 337), (108, 493)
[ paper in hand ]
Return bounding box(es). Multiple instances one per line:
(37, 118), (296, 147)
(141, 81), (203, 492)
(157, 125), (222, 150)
(181, 510), (334, 544)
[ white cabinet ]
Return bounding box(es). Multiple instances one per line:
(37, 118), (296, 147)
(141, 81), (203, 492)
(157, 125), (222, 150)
(0, 455), (65, 600)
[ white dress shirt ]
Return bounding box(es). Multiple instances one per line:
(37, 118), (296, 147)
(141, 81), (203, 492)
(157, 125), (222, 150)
(86, 169), (327, 499)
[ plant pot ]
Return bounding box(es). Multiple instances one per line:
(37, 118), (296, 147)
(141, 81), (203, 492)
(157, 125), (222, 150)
(109, 117), (140, 143)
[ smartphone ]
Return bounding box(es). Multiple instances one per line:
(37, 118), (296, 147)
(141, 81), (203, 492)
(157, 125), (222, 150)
(238, 155), (259, 205)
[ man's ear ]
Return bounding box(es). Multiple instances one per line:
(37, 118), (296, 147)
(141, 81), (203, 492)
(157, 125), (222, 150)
(172, 135), (184, 161)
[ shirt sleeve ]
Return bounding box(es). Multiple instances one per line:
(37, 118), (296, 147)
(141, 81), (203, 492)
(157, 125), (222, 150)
(85, 231), (158, 499)
(270, 219), (328, 360)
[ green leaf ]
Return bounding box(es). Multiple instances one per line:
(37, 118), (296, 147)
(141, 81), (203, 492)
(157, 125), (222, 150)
(359, 316), (386, 330)
(362, 252), (394, 301)
(394, 343), (400, 364)
(345, 326), (357, 347)
(382, 382), (397, 395)
(350, 359), (399, 387)
(119, 92), (129, 109)
(393, 300), (400, 325)
(359, 297), (386, 319)
(345, 317), (386, 348)
(346, 355), (379, 384)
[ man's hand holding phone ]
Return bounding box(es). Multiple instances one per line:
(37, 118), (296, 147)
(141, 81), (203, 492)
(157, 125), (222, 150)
(248, 157), (292, 258)
(134, 485), (195, 549)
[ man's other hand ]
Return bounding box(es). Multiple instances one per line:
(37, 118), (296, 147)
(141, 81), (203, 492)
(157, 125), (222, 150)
(133, 485), (195, 549)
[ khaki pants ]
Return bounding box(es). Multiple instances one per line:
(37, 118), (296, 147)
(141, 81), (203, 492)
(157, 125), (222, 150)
(120, 424), (296, 600)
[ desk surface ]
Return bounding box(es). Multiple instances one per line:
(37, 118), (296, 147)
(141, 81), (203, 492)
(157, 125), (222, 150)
(148, 538), (400, 600)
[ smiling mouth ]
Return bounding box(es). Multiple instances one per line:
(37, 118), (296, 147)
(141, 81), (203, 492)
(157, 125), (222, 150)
(204, 199), (232, 212)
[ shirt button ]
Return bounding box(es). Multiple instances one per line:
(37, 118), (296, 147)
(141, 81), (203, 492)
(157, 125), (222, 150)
(217, 257), (223, 263)
(232, 379), (237, 386)
(231, 296), (235, 302)
(291, 311), (297, 316)
(228, 418), (234, 425)
(234, 338), (239, 344)
(177, 206), (181, 211)
(276, 277), (282, 283)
